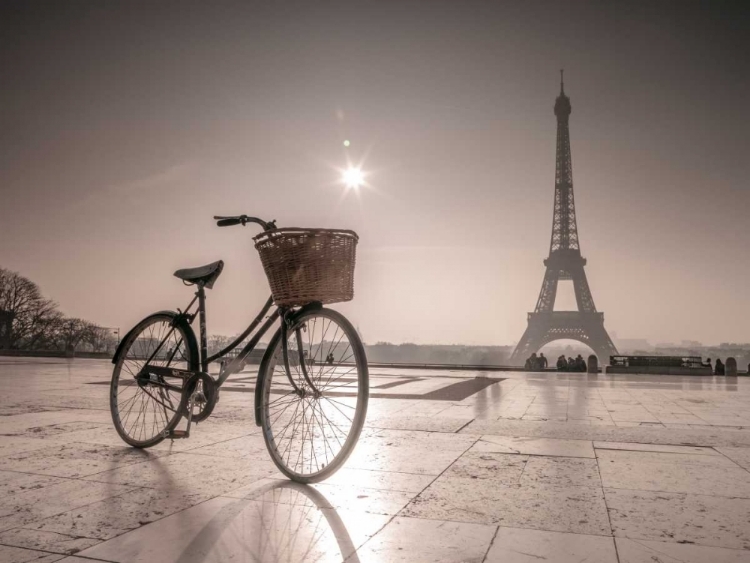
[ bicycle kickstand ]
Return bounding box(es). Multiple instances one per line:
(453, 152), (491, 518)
(171, 388), (204, 439)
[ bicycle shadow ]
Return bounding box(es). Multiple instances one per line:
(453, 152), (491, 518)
(174, 480), (362, 563)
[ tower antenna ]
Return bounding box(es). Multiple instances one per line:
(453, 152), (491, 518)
(560, 69), (564, 93)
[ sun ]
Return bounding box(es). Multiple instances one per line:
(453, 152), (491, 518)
(342, 166), (364, 189)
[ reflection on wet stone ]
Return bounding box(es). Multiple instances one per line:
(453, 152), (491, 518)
(78, 481), (390, 562)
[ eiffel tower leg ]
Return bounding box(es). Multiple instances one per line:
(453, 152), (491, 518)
(571, 267), (597, 313)
(580, 319), (619, 364)
(535, 269), (560, 313)
(509, 320), (547, 365)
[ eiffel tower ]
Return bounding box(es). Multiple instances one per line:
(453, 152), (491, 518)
(510, 72), (618, 365)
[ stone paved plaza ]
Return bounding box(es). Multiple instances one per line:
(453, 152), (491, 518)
(1, 357), (750, 562)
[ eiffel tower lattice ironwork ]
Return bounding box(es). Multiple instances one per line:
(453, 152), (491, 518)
(510, 72), (618, 365)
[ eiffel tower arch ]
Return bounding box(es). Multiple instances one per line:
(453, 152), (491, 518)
(510, 72), (618, 366)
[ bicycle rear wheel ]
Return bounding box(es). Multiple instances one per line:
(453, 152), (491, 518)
(259, 308), (368, 483)
(110, 313), (197, 448)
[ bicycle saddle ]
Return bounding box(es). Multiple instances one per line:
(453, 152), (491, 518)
(173, 260), (224, 289)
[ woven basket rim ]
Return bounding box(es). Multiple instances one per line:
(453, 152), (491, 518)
(253, 227), (359, 244)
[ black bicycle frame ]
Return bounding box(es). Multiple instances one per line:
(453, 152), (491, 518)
(170, 285), (275, 382)
(173, 284), (320, 391)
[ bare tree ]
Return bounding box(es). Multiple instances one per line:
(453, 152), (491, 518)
(52, 317), (98, 354)
(84, 325), (118, 354)
(0, 268), (110, 354)
(0, 268), (60, 349)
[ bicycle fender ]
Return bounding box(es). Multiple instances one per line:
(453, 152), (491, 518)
(255, 327), (281, 427)
(111, 310), (199, 368)
(254, 301), (324, 426)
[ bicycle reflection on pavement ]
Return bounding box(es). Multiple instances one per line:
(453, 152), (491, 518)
(175, 480), (362, 563)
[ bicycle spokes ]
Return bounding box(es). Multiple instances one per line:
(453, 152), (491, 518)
(261, 309), (368, 482)
(110, 315), (194, 447)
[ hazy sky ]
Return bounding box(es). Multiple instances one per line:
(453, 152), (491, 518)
(2, 1), (749, 347)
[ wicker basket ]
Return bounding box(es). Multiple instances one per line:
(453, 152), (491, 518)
(253, 228), (358, 307)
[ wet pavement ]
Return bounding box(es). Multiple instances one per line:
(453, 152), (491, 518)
(1, 357), (749, 562)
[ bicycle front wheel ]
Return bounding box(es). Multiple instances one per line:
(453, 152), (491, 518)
(260, 308), (368, 483)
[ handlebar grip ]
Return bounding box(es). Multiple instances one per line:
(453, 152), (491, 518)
(217, 218), (242, 227)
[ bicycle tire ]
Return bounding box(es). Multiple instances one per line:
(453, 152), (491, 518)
(110, 312), (198, 448)
(259, 307), (368, 483)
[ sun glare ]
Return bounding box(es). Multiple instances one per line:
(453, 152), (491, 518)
(342, 166), (364, 189)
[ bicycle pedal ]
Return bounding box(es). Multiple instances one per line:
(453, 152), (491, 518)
(169, 430), (190, 439)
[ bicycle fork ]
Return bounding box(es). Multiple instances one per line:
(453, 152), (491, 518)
(280, 312), (321, 397)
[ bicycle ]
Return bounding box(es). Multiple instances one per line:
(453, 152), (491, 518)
(109, 215), (369, 483)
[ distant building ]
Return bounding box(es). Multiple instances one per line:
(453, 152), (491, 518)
(0, 310), (12, 349)
(613, 338), (652, 353)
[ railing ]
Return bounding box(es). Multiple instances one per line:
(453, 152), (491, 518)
(610, 355), (705, 368)
(214, 347), (266, 364)
(364, 361), (562, 372)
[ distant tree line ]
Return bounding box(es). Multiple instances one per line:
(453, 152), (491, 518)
(0, 267), (115, 354)
(205, 335), (749, 370)
(364, 342), (512, 365)
(204, 337), (513, 367)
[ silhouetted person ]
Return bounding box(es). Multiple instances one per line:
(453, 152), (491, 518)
(525, 353), (541, 370)
(704, 357), (712, 369)
(556, 355), (566, 371)
(539, 353), (548, 369)
(576, 354), (586, 372)
(568, 357), (575, 371)
(715, 358), (725, 376)
(326, 352), (335, 365)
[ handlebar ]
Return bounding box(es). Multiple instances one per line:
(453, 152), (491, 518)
(213, 215), (276, 231)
